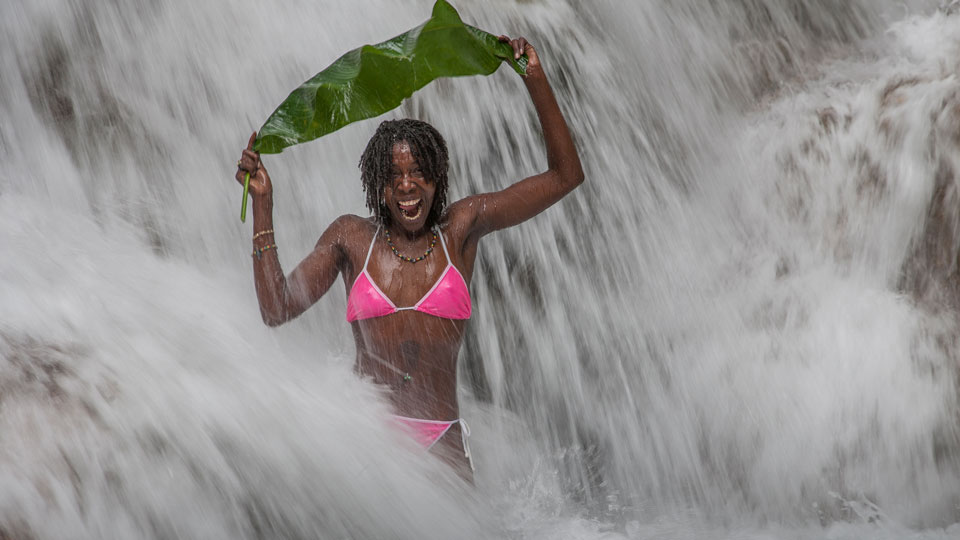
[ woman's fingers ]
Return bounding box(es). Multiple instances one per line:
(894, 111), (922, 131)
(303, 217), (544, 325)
(236, 131), (261, 186)
(241, 131), (259, 169)
(241, 149), (259, 168)
(498, 35), (524, 59)
(239, 145), (260, 174)
(499, 35), (532, 60)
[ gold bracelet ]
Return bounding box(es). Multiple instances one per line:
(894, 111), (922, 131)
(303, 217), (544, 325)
(252, 244), (277, 260)
(252, 229), (274, 241)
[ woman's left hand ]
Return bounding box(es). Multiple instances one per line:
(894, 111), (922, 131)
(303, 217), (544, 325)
(498, 35), (542, 78)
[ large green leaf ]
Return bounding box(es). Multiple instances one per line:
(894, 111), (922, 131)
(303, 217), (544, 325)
(252, 0), (527, 154)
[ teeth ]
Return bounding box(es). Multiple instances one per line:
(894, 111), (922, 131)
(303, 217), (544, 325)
(402, 205), (423, 221)
(397, 198), (422, 221)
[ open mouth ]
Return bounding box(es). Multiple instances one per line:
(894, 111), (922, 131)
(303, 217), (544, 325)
(397, 198), (423, 221)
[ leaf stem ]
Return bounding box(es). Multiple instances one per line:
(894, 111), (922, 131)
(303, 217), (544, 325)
(241, 171), (250, 222)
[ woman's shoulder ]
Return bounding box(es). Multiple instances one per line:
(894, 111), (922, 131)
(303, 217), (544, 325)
(440, 196), (481, 233)
(317, 216), (378, 276)
(330, 213), (371, 226)
(328, 214), (377, 232)
(437, 204), (479, 259)
(316, 214), (376, 247)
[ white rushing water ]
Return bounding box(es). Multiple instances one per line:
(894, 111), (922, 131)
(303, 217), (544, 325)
(2, 0), (960, 538)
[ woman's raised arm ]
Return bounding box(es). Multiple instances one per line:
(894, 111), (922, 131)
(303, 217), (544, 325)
(454, 36), (585, 240)
(236, 132), (348, 326)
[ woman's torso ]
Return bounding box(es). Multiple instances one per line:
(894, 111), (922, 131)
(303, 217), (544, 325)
(340, 216), (477, 421)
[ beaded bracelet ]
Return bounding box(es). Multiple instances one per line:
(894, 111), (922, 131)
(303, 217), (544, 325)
(252, 244), (277, 260)
(252, 229), (274, 241)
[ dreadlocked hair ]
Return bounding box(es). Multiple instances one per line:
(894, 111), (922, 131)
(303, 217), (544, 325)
(358, 118), (449, 228)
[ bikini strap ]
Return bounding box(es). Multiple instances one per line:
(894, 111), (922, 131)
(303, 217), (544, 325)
(362, 225), (380, 270)
(437, 227), (452, 263)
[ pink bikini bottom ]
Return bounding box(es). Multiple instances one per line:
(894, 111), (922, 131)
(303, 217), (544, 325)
(393, 415), (474, 471)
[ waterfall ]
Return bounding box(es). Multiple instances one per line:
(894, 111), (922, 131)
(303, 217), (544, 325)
(2, 0), (959, 537)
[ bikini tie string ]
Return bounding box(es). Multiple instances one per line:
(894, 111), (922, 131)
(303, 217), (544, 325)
(459, 419), (475, 472)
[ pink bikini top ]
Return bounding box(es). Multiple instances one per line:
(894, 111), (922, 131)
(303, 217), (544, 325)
(346, 226), (471, 322)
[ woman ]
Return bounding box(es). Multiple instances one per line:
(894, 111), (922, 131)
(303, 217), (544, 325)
(235, 36), (583, 478)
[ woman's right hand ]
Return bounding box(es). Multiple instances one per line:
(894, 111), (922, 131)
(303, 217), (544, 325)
(235, 131), (272, 197)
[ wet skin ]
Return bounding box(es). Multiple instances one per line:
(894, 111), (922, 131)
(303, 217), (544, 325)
(236, 37), (584, 479)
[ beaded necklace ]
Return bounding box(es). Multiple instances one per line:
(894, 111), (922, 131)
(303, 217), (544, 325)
(384, 228), (437, 263)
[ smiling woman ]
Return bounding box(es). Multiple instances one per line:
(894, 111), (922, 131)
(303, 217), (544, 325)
(359, 120), (449, 229)
(234, 36), (584, 480)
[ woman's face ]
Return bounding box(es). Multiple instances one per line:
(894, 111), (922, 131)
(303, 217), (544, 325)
(383, 141), (435, 234)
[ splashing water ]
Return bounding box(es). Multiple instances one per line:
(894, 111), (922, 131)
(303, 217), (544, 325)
(2, 0), (960, 538)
